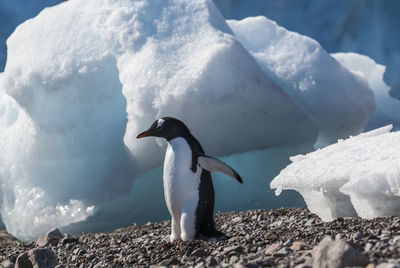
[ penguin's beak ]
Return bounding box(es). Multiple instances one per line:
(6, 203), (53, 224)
(136, 130), (151, 138)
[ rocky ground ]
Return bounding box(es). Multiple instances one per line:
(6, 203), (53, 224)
(1, 207), (400, 268)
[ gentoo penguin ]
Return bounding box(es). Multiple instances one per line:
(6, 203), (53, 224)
(137, 117), (243, 241)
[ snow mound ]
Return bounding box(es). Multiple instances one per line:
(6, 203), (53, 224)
(270, 125), (400, 221)
(332, 52), (400, 130)
(0, 0), (317, 240)
(227, 16), (375, 147)
(214, 0), (400, 108)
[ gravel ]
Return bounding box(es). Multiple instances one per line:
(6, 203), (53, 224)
(1, 207), (400, 267)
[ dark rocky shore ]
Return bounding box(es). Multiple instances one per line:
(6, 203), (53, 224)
(1, 207), (400, 268)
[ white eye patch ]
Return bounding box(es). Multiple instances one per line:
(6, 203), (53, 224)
(156, 118), (165, 129)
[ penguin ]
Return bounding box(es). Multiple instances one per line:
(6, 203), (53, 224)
(137, 117), (243, 241)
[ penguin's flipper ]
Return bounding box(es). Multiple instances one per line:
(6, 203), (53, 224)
(197, 155), (243, 183)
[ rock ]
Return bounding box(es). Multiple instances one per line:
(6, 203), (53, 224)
(27, 248), (58, 268)
(352, 231), (363, 240)
(376, 264), (400, 268)
(60, 236), (78, 245)
(15, 253), (32, 268)
(223, 245), (243, 254)
(0, 231), (19, 246)
(312, 236), (369, 268)
(36, 228), (63, 247)
(265, 242), (283, 255)
(206, 258), (218, 266)
(191, 249), (208, 258)
(158, 257), (180, 266)
(273, 247), (292, 257)
(364, 242), (374, 252)
(231, 217), (242, 223)
(291, 242), (309, 251)
(392, 236), (400, 245)
(0, 260), (14, 268)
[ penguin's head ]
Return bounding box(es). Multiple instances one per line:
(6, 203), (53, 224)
(136, 117), (191, 141)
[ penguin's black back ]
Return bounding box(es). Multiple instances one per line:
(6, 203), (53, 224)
(184, 134), (224, 239)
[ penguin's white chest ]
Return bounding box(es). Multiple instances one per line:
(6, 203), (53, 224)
(163, 137), (201, 223)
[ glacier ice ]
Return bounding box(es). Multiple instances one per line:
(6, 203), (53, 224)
(271, 125), (400, 221)
(0, 0), (319, 240)
(213, 0), (400, 104)
(227, 16), (375, 146)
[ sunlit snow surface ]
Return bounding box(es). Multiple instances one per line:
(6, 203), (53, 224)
(332, 52), (400, 130)
(271, 125), (400, 221)
(227, 16), (374, 146)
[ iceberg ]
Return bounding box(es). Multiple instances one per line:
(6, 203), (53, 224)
(0, 0), (317, 240)
(332, 52), (400, 130)
(0, 0), (65, 71)
(271, 125), (400, 221)
(227, 16), (375, 147)
(213, 0), (400, 104)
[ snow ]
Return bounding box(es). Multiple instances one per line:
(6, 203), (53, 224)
(0, 0), (317, 240)
(332, 52), (400, 130)
(271, 125), (400, 221)
(227, 16), (375, 146)
(213, 0), (400, 104)
(0, 0), (65, 71)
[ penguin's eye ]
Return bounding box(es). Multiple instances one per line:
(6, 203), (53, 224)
(156, 118), (165, 130)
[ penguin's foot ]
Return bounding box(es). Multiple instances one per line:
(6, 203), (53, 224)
(169, 234), (182, 242)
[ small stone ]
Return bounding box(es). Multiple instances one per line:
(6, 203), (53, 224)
(376, 263), (400, 268)
(93, 262), (104, 268)
(265, 242), (283, 255)
(364, 242), (374, 252)
(0, 260), (14, 268)
(86, 253), (96, 260)
(352, 231), (363, 240)
(194, 262), (205, 268)
(283, 239), (293, 247)
(291, 241), (309, 251)
(158, 257), (180, 266)
(223, 245), (243, 254)
(191, 249), (208, 258)
(36, 228), (63, 247)
(312, 236), (369, 268)
(334, 233), (346, 240)
(392, 236), (400, 245)
(273, 247), (292, 258)
(229, 255), (239, 264)
(231, 217), (242, 223)
(295, 264), (311, 268)
(207, 258), (218, 266)
(60, 236), (78, 245)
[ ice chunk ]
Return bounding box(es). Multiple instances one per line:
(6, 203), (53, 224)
(227, 16), (375, 147)
(271, 125), (400, 221)
(214, 0), (400, 108)
(332, 52), (400, 130)
(0, 0), (316, 240)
